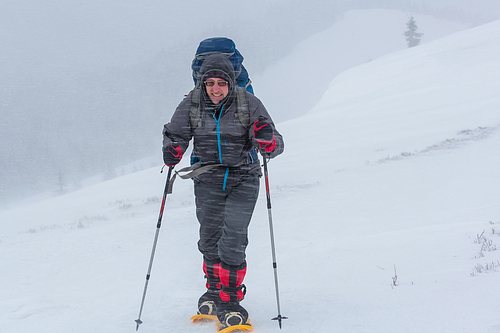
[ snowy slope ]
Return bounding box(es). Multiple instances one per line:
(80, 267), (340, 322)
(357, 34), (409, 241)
(254, 9), (469, 122)
(2, 18), (500, 333)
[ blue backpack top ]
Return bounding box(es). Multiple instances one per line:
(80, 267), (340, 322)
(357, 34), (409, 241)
(191, 37), (254, 94)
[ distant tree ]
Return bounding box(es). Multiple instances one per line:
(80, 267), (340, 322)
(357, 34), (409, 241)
(404, 15), (424, 48)
(53, 170), (68, 196)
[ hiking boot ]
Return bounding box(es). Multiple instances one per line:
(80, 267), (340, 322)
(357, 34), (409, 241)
(217, 261), (250, 326)
(196, 258), (221, 317)
(197, 288), (219, 316)
(217, 300), (249, 327)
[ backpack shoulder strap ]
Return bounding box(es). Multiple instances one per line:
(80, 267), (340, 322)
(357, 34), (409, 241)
(190, 85), (202, 129)
(234, 86), (250, 128)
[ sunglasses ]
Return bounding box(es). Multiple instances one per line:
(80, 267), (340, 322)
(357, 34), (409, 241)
(204, 80), (228, 87)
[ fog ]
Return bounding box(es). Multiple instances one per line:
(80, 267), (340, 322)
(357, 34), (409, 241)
(1, 0), (499, 207)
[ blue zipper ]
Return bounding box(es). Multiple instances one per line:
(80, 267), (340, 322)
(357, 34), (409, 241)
(222, 168), (229, 191)
(209, 105), (229, 190)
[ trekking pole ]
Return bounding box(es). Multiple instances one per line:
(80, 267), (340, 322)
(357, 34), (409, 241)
(135, 166), (174, 331)
(261, 152), (288, 329)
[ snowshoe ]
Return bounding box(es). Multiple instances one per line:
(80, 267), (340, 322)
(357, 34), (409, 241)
(216, 317), (253, 333)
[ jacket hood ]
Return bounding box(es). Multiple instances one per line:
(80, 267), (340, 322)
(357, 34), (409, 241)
(199, 53), (236, 107)
(199, 54), (236, 87)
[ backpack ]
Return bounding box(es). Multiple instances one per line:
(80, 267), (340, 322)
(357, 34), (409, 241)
(191, 37), (254, 94)
(167, 38), (258, 193)
(189, 37), (254, 130)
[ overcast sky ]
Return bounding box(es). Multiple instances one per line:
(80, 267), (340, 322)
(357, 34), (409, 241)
(1, 0), (499, 207)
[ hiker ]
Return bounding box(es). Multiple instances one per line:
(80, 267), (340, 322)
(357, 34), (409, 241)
(162, 49), (284, 329)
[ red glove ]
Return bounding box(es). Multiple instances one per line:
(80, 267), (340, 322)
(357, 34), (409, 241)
(253, 120), (276, 153)
(163, 143), (183, 166)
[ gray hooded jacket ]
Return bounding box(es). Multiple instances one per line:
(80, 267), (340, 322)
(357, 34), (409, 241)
(163, 54), (284, 188)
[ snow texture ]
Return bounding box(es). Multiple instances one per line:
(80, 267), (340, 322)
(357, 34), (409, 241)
(2, 10), (500, 333)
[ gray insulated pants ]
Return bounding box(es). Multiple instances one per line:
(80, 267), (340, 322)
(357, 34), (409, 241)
(194, 174), (260, 266)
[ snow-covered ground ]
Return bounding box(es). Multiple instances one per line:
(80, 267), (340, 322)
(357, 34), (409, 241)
(253, 9), (469, 122)
(2, 14), (500, 333)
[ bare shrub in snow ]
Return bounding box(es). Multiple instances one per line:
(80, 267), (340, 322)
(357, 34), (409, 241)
(471, 223), (500, 276)
(20, 224), (62, 234)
